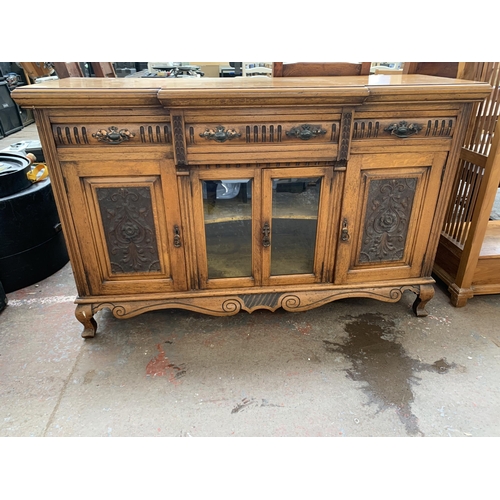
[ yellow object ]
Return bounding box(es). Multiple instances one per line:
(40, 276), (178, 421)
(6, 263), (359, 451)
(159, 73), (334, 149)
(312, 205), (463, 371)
(27, 164), (49, 182)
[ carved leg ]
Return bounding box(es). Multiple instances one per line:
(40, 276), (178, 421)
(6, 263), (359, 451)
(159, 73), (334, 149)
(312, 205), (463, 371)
(412, 284), (435, 317)
(75, 304), (97, 338)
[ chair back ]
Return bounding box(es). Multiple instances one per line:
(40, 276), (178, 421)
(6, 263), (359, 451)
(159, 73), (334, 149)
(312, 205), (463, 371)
(273, 62), (371, 77)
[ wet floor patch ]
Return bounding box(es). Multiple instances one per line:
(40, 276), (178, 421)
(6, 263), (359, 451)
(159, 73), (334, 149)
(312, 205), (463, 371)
(324, 312), (458, 436)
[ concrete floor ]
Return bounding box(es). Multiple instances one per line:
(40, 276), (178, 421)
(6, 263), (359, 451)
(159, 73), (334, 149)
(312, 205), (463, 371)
(1, 124), (500, 438)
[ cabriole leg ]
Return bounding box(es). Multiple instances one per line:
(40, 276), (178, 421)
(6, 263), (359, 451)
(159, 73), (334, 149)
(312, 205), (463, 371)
(75, 304), (97, 338)
(412, 284), (435, 317)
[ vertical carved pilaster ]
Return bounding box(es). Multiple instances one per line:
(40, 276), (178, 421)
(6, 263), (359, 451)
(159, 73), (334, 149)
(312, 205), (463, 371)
(338, 110), (353, 161)
(172, 114), (187, 166)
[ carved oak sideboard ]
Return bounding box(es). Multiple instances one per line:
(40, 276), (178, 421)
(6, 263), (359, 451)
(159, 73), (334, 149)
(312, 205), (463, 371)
(12, 75), (490, 338)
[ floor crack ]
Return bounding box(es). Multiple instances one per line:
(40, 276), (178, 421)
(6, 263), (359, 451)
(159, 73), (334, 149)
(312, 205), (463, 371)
(42, 347), (84, 436)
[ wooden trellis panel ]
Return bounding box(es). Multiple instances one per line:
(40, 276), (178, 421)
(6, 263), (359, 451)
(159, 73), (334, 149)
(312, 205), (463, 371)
(434, 62), (500, 306)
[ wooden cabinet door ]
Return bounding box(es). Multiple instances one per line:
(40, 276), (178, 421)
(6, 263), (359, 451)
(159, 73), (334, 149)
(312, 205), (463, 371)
(62, 159), (187, 295)
(335, 152), (448, 284)
(261, 167), (334, 286)
(191, 165), (335, 289)
(191, 167), (262, 290)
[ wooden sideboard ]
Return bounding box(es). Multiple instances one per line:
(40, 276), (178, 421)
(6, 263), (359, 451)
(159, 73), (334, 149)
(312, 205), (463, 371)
(12, 75), (490, 338)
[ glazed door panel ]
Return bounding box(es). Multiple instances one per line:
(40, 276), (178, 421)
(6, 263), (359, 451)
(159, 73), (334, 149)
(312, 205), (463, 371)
(335, 152), (447, 284)
(62, 159), (187, 295)
(192, 165), (335, 289)
(191, 167), (262, 289)
(262, 167), (334, 286)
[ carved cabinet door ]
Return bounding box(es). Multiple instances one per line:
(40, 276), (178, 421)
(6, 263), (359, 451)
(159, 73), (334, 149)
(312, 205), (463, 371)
(334, 152), (448, 284)
(62, 159), (187, 295)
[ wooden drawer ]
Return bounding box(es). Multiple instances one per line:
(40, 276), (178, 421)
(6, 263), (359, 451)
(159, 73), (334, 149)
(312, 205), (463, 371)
(181, 116), (342, 164)
(187, 120), (339, 148)
(51, 121), (173, 147)
(352, 116), (457, 142)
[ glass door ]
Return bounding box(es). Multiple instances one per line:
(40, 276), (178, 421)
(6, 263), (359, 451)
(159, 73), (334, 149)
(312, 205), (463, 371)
(192, 167), (262, 289)
(262, 167), (333, 286)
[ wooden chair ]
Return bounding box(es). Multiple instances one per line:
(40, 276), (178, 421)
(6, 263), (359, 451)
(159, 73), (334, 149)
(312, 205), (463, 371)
(371, 66), (403, 75)
(242, 63), (272, 77)
(403, 62), (460, 79)
(403, 62), (484, 82)
(272, 62), (371, 77)
(52, 62), (116, 79)
(90, 62), (116, 78)
(18, 62), (55, 81)
(51, 62), (84, 78)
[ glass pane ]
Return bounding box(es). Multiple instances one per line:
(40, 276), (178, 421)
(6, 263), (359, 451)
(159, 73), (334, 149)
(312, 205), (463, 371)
(271, 177), (321, 275)
(203, 179), (252, 279)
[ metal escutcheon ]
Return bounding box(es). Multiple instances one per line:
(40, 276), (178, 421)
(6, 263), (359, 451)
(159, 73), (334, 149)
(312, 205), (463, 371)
(262, 222), (271, 247)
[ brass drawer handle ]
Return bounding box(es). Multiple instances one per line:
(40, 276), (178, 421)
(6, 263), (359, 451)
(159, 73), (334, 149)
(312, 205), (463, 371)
(199, 125), (241, 143)
(384, 121), (422, 138)
(92, 126), (135, 144)
(286, 124), (327, 140)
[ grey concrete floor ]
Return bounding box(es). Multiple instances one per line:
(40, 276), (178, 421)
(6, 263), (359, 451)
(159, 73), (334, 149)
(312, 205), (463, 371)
(1, 260), (500, 438)
(1, 123), (500, 439)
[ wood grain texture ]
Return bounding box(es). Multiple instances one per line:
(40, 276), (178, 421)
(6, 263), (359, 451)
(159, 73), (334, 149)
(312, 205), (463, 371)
(14, 76), (490, 336)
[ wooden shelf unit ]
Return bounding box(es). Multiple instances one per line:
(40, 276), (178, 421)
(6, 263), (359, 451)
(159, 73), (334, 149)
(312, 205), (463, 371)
(432, 62), (500, 306)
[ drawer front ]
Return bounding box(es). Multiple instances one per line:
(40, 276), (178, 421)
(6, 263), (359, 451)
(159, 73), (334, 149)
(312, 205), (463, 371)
(352, 116), (457, 142)
(187, 120), (340, 149)
(51, 121), (173, 147)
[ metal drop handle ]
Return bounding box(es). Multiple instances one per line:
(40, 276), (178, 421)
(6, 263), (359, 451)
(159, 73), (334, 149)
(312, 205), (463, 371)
(384, 121), (423, 138)
(199, 125), (241, 143)
(92, 126), (135, 144)
(285, 124), (327, 140)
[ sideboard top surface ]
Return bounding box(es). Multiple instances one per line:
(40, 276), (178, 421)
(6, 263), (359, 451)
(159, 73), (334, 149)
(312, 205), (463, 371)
(12, 75), (491, 108)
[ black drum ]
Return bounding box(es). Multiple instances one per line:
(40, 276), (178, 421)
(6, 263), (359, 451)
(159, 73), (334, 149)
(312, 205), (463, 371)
(0, 176), (69, 293)
(0, 280), (6, 312)
(0, 152), (32, 198)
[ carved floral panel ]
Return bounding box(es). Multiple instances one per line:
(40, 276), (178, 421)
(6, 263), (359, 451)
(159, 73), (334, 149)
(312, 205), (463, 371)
(359, 177), (417, 263)
(96, 186), (161, 274)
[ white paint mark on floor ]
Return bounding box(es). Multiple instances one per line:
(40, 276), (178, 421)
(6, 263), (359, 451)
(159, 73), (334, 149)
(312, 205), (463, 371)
(7, 296), (76, 306)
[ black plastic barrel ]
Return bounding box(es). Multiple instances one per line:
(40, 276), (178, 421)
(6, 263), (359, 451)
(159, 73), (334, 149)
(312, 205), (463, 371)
(0, 280), (6, 312)
(0, 151), (32, 198)
(0, 175), (69, 293)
